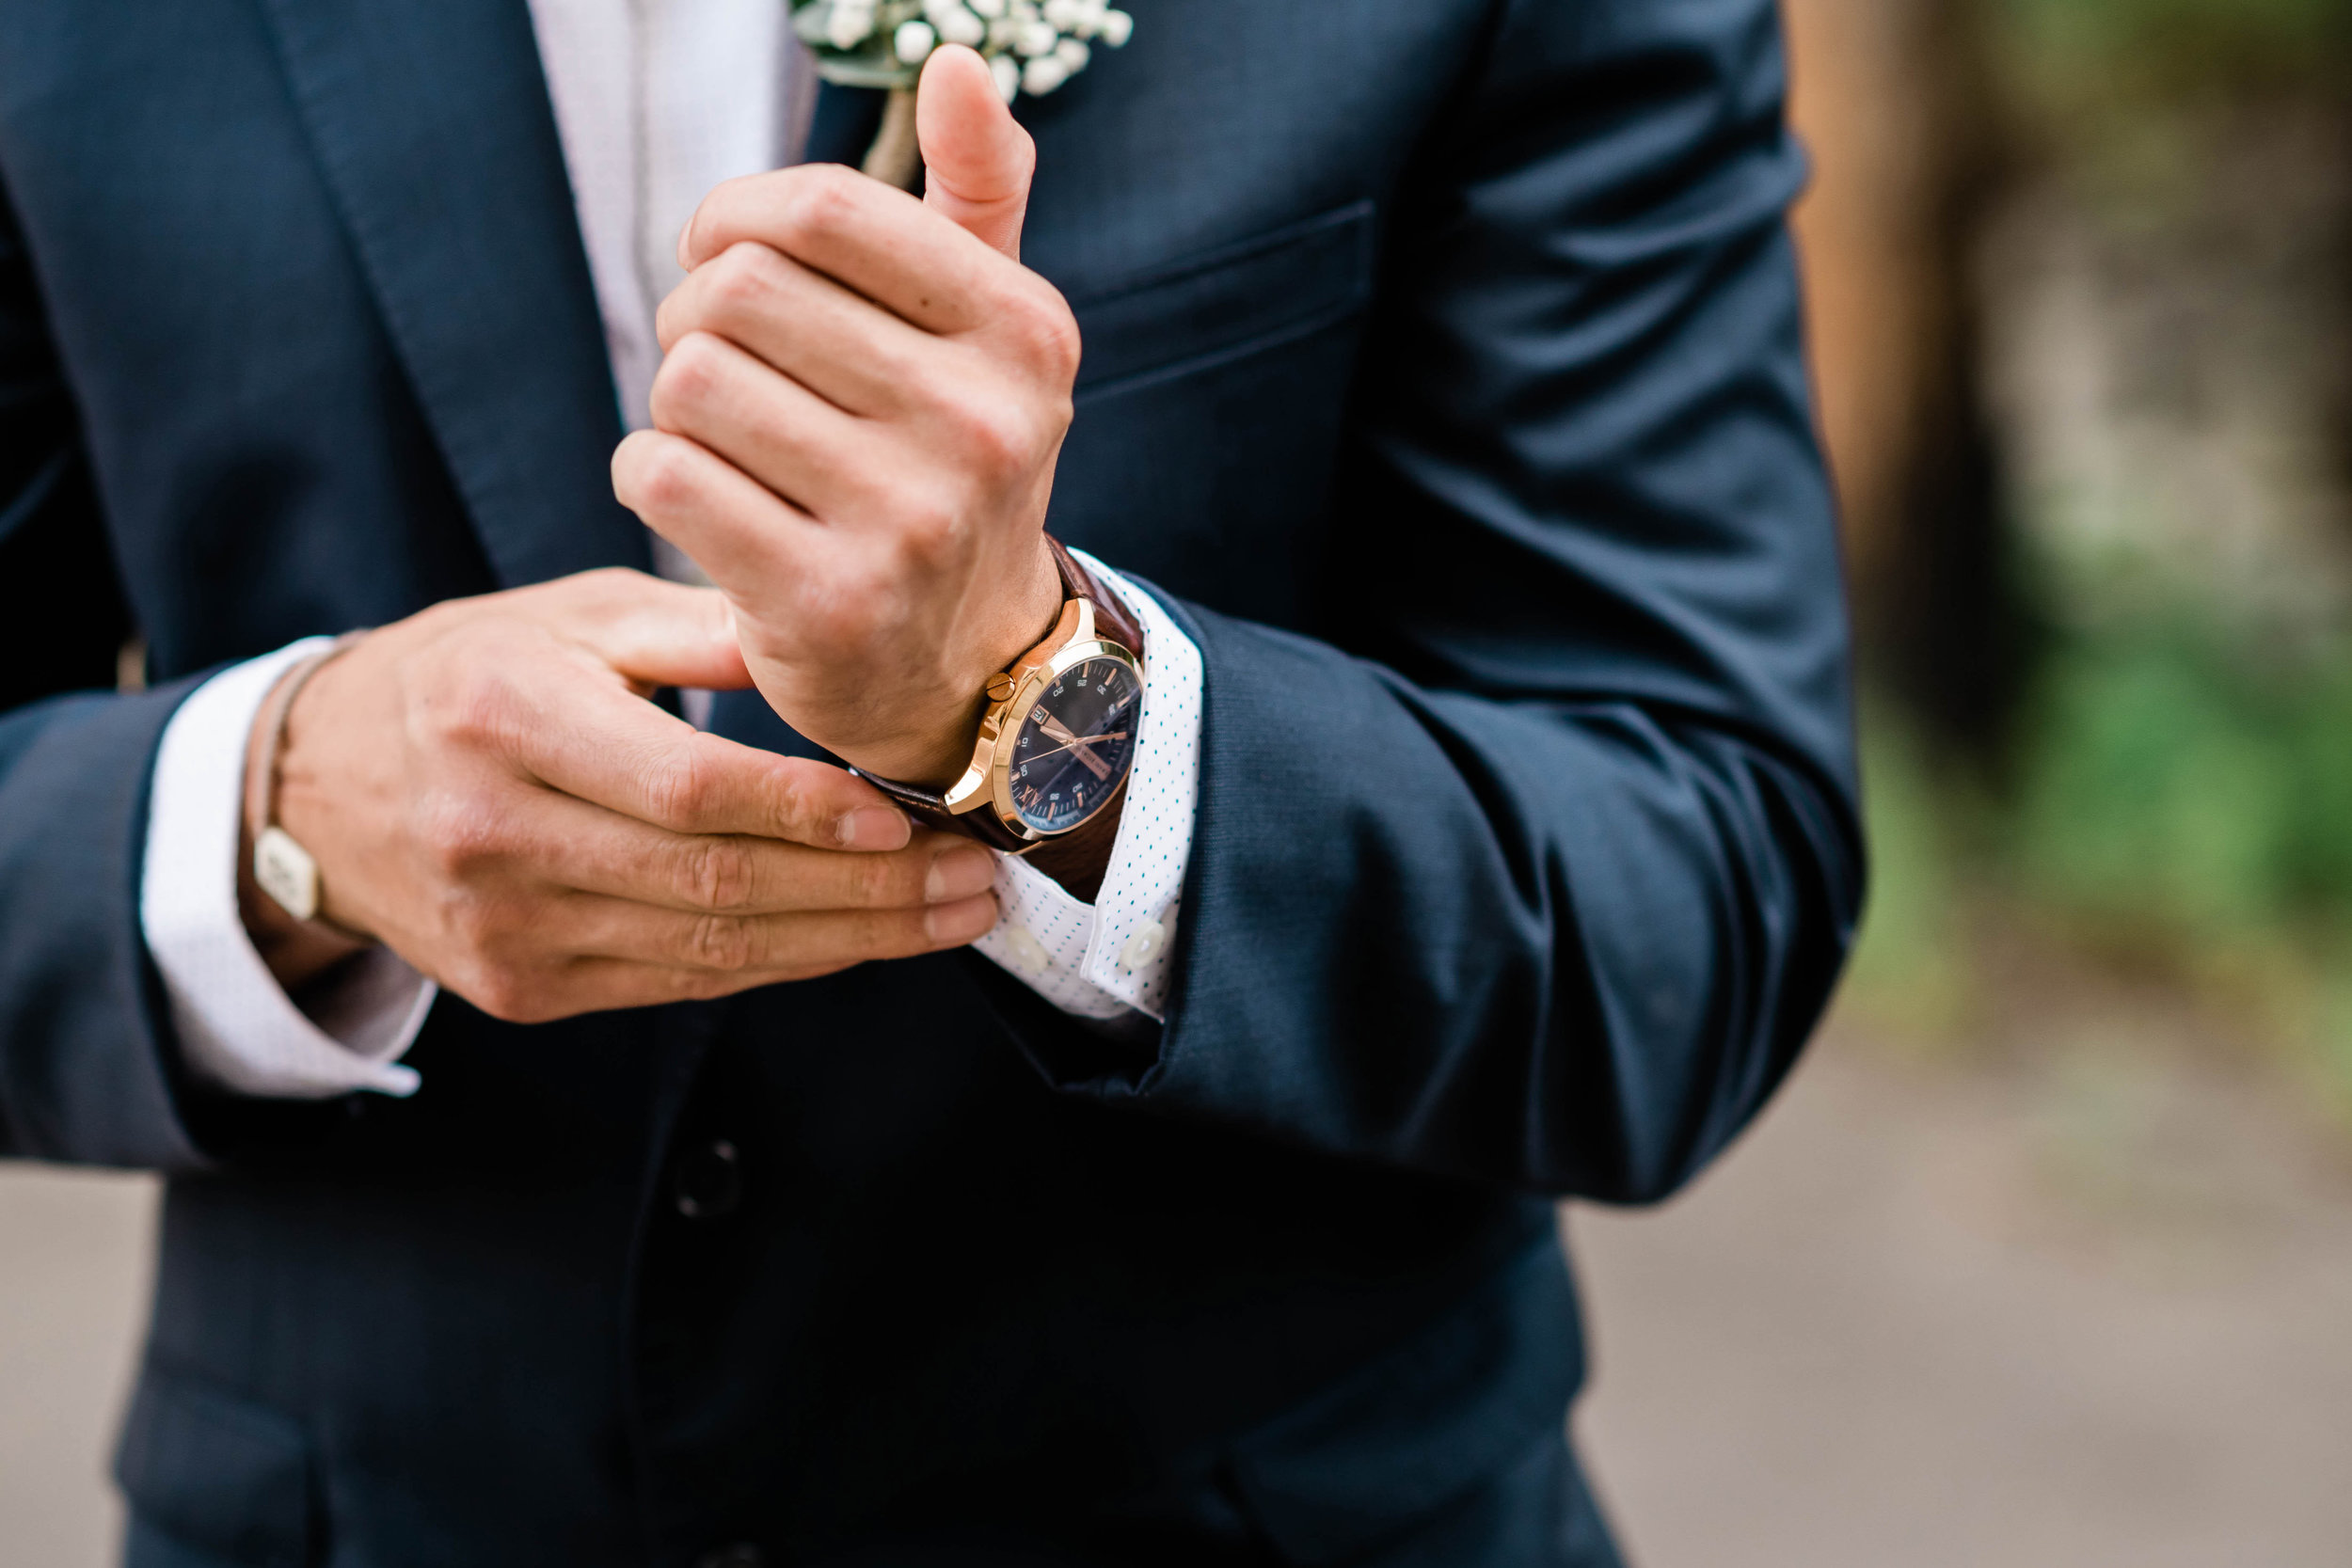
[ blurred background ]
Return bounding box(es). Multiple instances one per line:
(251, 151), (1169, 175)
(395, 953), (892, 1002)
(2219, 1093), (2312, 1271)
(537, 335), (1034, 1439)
(8, 0), (2352, 1560)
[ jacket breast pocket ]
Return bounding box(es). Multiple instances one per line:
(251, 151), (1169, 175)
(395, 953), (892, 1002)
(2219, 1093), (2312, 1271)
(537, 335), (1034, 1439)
(115, 1366), (316, 1568)
(1068, 199), (1376, 404)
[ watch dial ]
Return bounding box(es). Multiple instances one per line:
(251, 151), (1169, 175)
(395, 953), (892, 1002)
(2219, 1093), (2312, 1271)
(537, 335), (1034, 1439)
(1009, 657), (1138, 833)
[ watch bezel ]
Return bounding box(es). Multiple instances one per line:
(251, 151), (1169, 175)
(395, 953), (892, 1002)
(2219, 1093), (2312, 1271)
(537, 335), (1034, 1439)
(986, 637), (1142, 842)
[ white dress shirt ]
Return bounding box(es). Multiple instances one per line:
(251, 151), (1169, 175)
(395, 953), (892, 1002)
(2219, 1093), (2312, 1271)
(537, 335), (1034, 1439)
(139, 0), (1201, 1099)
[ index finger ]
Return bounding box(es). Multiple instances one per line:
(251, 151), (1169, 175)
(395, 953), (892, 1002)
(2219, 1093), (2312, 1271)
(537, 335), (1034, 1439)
(678, 163), (1019, 338)
(503, 661), (911, 849)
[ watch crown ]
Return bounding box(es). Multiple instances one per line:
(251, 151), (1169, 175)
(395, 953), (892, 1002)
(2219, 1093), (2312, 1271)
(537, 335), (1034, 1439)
(986, 673), (1017, 703)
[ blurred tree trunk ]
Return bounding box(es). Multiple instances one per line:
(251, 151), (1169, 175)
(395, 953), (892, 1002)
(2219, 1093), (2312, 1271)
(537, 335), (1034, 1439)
(1785, 0), (2030, 751)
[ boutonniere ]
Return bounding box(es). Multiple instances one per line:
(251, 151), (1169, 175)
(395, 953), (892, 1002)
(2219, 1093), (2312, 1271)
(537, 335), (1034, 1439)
(792, 0), (1133, 187)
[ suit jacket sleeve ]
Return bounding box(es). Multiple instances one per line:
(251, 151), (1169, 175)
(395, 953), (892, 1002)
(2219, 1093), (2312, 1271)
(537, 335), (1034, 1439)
(0, 169), (210, 1171)
(983, 0), (1867, 1203)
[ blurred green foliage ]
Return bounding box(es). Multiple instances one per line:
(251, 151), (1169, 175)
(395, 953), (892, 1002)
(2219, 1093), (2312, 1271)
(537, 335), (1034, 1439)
(2014, 616), (2352, 942)
(1848, 595), (2352, 1117)
(2000, 0), (2352, 103)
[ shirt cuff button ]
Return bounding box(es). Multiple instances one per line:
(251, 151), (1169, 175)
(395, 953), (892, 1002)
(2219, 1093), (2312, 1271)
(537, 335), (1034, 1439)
(1004, 927), (1051, 976)
(1119, 918), (1165, 971)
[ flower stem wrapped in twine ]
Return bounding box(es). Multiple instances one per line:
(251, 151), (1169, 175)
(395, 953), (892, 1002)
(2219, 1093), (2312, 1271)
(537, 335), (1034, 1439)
(862, 87), (923, 191)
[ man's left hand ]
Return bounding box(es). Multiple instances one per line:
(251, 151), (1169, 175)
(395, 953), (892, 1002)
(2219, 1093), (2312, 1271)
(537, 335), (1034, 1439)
(614, 44), (1074, 788)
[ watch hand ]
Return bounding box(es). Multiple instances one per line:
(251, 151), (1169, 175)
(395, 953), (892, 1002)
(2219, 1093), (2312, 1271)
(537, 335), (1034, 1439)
(1020, 731), (1129, 776)
(1037, 712), (1080, 746)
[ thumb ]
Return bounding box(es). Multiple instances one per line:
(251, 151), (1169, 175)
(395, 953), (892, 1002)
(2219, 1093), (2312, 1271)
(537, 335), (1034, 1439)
(537, 565), (755, 693)
(916, 45), (1036, 261)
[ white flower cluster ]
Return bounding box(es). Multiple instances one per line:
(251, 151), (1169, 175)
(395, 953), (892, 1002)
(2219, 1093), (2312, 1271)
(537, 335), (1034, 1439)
(796, 0), (1132, 100)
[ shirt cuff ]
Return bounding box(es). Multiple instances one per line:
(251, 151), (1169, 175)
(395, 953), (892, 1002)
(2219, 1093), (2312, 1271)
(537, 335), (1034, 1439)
(969, 555), (1200, 1022)
(140, 641), (435, 1100)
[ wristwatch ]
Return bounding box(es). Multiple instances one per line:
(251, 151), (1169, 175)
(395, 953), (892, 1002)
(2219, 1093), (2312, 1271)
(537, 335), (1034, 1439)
(854, 535), (1145, 854)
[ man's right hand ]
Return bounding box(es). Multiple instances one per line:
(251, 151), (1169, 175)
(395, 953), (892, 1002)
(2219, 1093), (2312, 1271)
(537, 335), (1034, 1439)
(240, 568), (1000, 1022)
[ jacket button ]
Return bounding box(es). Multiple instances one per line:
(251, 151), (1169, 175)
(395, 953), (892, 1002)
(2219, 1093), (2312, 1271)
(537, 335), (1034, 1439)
(673, 1137), (744, 1220)
(695, 1546), (764, 1568)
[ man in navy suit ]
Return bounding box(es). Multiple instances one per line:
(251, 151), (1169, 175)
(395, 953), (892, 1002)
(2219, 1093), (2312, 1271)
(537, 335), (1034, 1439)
(0, 1), (1862, 1562)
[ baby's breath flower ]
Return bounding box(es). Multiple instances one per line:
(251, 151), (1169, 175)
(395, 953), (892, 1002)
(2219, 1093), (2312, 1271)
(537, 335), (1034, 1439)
(1021, 55), (1069, 95)
(989, 51), (1023, 101)
(894, 19), (936, 63)
(825, 0), (875, 51)
(792, 0), (1129, 103)
(930, 2), (988, 46)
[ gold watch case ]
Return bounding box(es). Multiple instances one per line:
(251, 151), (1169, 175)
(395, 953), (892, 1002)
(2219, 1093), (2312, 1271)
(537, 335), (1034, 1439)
(938, 594), (1142, 846)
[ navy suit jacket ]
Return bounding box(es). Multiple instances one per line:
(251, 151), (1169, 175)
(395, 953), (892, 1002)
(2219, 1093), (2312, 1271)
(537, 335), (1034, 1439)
(0, 0), (1862, 1563)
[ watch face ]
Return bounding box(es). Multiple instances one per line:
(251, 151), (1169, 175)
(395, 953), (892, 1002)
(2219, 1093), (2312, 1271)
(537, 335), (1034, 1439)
(1008, 656), (1139, 834)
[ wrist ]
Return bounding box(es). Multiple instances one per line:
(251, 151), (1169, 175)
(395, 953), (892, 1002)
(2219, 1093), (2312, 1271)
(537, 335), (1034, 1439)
(841, 535), (1066, 788)
(240, 649), (371, 990)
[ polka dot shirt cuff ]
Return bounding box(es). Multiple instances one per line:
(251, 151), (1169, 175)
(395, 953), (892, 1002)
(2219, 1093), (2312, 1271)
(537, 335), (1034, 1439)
(969, 555), (1200, 1023)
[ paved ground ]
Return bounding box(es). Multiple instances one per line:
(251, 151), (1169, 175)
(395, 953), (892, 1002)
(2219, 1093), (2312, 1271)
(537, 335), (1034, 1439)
(5, 1024), (2350, 1566)
(0, 1163), (151, 1568)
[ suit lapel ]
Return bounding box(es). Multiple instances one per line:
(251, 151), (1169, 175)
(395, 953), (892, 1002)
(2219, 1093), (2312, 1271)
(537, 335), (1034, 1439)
(255, 0), (647, 586)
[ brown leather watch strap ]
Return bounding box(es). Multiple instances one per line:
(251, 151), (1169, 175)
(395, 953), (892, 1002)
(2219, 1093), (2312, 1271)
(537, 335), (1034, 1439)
(1019, 776), (1129, 900)
(857, 769), (1034, 850)
(1044, 532), (1144, 657)
(853, 534), (1145, 853)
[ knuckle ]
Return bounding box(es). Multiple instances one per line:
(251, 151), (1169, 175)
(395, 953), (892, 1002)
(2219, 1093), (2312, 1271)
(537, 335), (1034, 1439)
(1017, 293), (1083, 384)
(649, 334), (725, 422)
(681, 837), (758, 911)
(706, 243), (782, 319)
(416, 790), (506, 880)
(622, 433), (705, 515)
(644, 746), (717, 830)
(845, 851), (906, 909)
(440, 885), (499, 948)
(895, 492), (964, 560)
(433, 666), (518, 751)
(684, 912), (758, 973)
(764, 766), (818, 838)
(942, 388), (1040, 484)
(780, 166), (859, 246)
(459, 962), (538, 1024)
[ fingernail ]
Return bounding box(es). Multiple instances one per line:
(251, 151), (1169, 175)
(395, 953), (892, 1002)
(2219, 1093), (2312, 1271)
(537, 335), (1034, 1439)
(926, 845), (996, 903)
(835, 807), (911, 850)
(926, 892), (999, 943)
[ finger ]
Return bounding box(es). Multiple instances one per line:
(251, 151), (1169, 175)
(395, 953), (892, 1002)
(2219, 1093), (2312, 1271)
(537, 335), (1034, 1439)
(453, 892), (993, 1019)
(612, 428), (834, 593)
(489, 663), (909, 847)
(559, 889), (1001, 973)
(646, 330), (887, 520)
(917, 45), (1036, 261)
(507, 891), (995, 1012)
(679, 163), (1011, 338)
(519, 789), (994, 912)
(656, 242), (943, 419)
